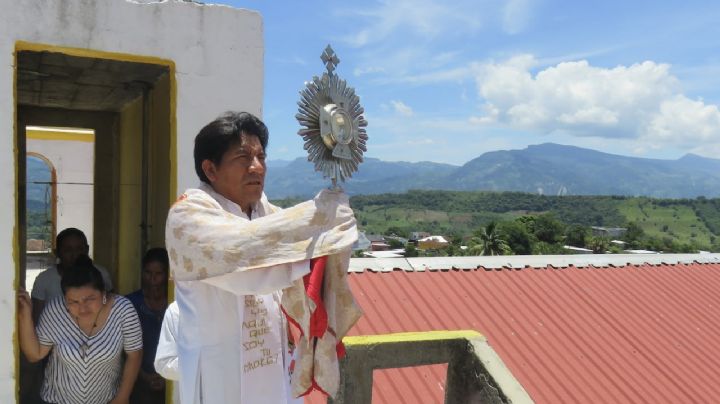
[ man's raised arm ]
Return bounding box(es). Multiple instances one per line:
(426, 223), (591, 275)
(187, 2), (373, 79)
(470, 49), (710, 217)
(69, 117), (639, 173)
(166, 188), (357, 282)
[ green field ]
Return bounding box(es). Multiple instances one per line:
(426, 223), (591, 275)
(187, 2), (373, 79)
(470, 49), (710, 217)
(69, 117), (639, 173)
(618, 199), (715, 247)
(331, 191), (720, 251)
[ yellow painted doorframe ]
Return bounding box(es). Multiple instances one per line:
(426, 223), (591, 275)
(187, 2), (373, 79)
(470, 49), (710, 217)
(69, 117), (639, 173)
(13, 41), (178, 403)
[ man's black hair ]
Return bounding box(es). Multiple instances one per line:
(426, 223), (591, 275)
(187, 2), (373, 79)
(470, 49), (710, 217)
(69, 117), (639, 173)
(56, 227), (89, 250)
(60, 255), (105, 295)
(194, 111), (269, 184)
(142, 247), (169, 274)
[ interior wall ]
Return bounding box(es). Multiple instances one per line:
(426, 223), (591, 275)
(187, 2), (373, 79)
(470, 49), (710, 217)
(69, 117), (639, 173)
(25, 130), (95, 255)
(116, 73), (172, 295)
(17, 108), (119, 277)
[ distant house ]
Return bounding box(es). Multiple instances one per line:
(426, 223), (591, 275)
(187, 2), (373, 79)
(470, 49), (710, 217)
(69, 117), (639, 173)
(366, 234), (385, 243)
(417, 235), (449, 250)
(410, 231), (430, 243)
(366, 234), (391, 251)
(385, 235), (409, 246)
(591, 226), (627, 238)
(353, 231), (371, 251)
(26, 239), (49, 252)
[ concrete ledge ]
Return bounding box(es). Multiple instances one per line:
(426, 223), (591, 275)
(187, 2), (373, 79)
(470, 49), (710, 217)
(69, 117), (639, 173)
(332, 331), (533, 404)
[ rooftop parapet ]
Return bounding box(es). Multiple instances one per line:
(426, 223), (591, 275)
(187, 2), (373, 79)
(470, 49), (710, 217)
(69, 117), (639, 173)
(330, 331), (533, 404)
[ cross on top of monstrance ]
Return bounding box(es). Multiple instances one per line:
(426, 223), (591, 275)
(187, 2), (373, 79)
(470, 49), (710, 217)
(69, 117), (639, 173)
(321, 45), (340, 74)
(296, 45), (368, 189)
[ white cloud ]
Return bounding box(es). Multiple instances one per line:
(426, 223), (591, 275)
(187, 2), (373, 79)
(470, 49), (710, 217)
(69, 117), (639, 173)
(385, 63), (481, 85)
(338, 0), (484, 47)
(390, 100), (414, 117)
(473, 55), (720, 146)
(648, 96), (720, 142)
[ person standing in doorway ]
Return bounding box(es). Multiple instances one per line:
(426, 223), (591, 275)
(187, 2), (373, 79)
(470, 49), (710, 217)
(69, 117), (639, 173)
(18, 255), (142, 404)
(32, 228), (114, 321)
(22, 227), (114, 404)
(127, 248), (170, 404)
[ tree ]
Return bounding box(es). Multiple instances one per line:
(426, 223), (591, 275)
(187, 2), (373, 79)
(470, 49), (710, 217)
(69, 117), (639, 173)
(532, 241), (568, 255)
(565, 224), (588, 248)
(469, 222), (510, 256)
(387, 238), (404, 249)
(588, 236), (610, 254)
(498, 220), (532, 255)
(386, 226), (408, 238)
(533, 213), (566, 244)
(623, 221), (645, 248)
(404, 243), (419, 257)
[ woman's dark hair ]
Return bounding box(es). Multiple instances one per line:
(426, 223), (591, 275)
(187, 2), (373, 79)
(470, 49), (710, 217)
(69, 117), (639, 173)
(60, 255), (105, 295)
(56, 227), (89, 250)
(142, 247), (169, 274)
(194, 111), (269, 184)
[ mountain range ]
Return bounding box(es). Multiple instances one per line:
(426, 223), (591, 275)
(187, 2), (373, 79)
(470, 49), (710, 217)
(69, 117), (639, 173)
(24, 143), (720, 203)
(264, 143), (720, 199)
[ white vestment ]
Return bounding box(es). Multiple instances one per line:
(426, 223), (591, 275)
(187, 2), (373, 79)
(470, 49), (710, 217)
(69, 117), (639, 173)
(165, 183), (357, 404)
(155, 302), (181, 403)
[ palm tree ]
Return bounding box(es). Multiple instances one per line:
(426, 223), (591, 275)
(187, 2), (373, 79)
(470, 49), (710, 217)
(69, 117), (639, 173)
(469, 222), (510, 256)
(588, 236), (610, 254)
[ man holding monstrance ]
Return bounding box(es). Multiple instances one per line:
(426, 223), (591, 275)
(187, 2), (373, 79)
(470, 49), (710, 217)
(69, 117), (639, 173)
(163, 46), (367, 403)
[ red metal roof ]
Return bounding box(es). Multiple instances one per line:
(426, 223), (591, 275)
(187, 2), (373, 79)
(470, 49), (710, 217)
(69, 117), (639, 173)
(308, 254), (720, 403)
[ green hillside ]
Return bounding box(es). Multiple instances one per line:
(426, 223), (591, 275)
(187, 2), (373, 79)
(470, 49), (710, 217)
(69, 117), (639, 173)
(283, 190), (720, 253)
(618, 199), (715, 247)
(348, 190), (629, 237)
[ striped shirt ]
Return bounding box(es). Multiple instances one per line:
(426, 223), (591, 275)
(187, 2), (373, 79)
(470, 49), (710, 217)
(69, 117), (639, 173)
(36, 295), (143, 404)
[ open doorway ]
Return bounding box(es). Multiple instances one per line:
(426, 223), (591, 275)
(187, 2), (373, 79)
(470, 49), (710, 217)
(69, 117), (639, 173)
(25, 126), (96, 297)
(16, 46), (174, 291)
(15, 45), (176, 403)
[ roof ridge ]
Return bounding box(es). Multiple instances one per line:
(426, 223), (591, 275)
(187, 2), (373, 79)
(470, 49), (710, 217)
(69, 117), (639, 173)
(347, 253), (720, 273)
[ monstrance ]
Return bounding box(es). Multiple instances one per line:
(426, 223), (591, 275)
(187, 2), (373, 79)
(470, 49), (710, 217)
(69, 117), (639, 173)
(296, 45), (368, 189)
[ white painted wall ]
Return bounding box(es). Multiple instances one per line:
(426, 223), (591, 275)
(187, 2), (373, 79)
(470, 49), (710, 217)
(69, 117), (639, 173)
(27, 137), (95, 255)
(0, 1), (264, 401)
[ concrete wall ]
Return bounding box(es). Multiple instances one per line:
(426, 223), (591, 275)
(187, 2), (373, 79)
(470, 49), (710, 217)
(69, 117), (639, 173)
(333, 331), (533, 404)
(0, 1), (264, 401)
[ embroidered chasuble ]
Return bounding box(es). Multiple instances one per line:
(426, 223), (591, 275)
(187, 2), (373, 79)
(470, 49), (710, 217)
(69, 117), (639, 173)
(165, 183), (361, 403)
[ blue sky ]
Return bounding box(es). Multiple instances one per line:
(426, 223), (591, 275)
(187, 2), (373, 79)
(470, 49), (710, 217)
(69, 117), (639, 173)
(221, 0), (720, 165)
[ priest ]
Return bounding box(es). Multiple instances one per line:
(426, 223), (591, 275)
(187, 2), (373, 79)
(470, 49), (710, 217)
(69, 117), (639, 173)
(164, 111), (360, 403)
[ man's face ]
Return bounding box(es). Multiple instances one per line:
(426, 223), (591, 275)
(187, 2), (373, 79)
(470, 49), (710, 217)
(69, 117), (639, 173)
(57, 235), (89, 268)
(203, 133), (266, 214)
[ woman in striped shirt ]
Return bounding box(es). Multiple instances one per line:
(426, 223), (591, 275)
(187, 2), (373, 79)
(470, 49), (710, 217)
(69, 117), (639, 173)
(18, 256), (143, 404)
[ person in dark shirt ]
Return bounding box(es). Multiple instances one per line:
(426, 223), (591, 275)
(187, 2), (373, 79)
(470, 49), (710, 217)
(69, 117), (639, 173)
(127, 248), (169, 404)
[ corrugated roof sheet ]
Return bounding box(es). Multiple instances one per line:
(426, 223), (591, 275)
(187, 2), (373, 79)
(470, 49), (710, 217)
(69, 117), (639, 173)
(307, 254), (720, 404)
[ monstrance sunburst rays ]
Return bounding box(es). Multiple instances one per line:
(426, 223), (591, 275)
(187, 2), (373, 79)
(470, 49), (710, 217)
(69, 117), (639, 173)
(296, 45), (368, 188)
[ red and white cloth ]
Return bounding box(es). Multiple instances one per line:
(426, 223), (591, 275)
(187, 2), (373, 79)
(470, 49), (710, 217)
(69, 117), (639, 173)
(282, 253), (362, 398)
